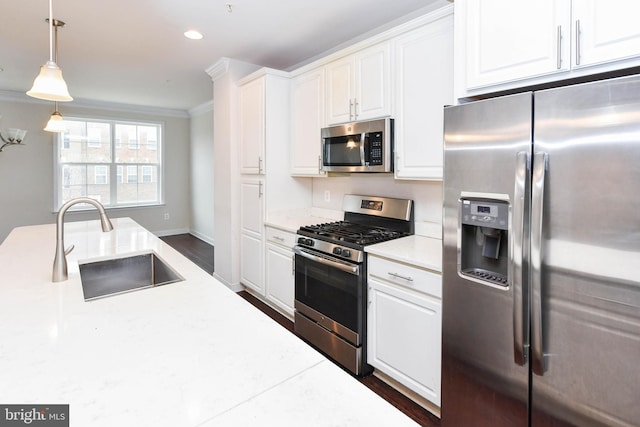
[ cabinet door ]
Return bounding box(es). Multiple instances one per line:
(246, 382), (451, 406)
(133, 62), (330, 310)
(354, 42), (391, 121)
(291, 68), (325, 176)
(368, 278), (442, 406)
(394, 13), (453, 180)
(265, 243), (294, 316)
(461, 0), (571, 89)
(239, 77), (265, 174)
(326, 57), (354, 125)
(240, 179), (263, 236)
(240, 180), (264, 294)
(572, 0), (640, 68)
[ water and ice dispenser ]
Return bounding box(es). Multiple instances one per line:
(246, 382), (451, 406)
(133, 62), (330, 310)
(459, 198), (509, 287)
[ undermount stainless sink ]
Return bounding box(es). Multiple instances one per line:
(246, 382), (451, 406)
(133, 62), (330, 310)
(79, 252), (184, 301)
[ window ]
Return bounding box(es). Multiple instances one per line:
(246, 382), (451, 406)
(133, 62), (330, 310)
(87, 126), (102, 148)
(126, 165), (137, 183)
(141, 165), (153, 183)
(125, 126), (138, 149)
(55, 118), (163, 209)
(94, 165), (108, 185)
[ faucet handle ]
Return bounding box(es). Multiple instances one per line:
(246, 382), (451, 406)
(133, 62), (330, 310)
(64, 245), (75, 256)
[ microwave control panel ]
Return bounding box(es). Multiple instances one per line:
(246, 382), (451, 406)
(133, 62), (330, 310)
(366, 132), (383, 166)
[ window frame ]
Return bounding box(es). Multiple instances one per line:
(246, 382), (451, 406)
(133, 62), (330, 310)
(53, 116), (164, 211)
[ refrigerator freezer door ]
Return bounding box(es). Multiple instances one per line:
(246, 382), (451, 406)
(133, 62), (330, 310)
(532, 75), (640, 426)
(442, 92), (532, 426)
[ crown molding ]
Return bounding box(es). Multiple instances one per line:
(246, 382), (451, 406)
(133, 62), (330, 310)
(0, 90), (189, 118)
(206, 58), (230, 81)
(189, 100), (214, 116)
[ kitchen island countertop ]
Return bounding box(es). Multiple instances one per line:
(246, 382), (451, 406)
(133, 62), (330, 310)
(0, 217), (417, 426)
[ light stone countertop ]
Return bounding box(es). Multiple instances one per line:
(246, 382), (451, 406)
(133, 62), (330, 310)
(265, 207), (343, 233)
(0, 217), (417, 426)
(365, 235), (443, 273)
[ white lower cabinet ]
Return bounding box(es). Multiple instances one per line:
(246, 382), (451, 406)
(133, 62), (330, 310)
(367, 255), (442, 408)
(240, 179), (264, 294)
(265, 227), (296, 317)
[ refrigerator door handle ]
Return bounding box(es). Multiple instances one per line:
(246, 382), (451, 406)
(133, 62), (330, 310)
(531, 152), (548, 376)
(512, 151), (529, 366)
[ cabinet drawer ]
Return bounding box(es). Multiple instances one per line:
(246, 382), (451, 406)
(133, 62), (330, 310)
(265, 226), (296, 248)
(368, 255), (441, 299)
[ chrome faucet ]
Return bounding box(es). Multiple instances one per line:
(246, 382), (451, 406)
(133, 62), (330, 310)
(52, 197), (113, 282)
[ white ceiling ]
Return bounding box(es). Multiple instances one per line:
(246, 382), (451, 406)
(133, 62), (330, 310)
(0, 0), (450, 111)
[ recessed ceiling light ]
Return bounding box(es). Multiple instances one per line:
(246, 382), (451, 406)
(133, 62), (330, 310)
(184, 30), (203, 40)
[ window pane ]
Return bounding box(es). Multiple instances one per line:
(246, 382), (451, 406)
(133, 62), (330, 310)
(140, 126), (159, 162)
(60, 121), (111, 163)
(116, 124), (139, 163)
(88, 165), (110, 204)
(138, 165), (158, 202)
(61, 164), (87, 202)
(117, 165), (158, 205)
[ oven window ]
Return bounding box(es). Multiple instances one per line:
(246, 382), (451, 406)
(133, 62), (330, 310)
(323, 135), (363, 166)
(295, 254), (360, 333)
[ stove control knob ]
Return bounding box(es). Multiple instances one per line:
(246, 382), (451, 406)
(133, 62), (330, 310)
(333, 247), (342, 255)
(297, 237), (306, 245)
(342, 249), (351, 258)
(305, 239), (314, 247)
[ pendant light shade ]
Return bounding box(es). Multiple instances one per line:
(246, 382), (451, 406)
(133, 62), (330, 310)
(44, 109), (66, 133)
(26, 0), (73, 102)
(27, 61), (72, 102)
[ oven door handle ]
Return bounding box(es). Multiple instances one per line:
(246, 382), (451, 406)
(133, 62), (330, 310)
(293, 247), (360, 275)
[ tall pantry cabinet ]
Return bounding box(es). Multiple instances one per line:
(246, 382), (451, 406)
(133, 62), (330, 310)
(237, 68), (312, 300)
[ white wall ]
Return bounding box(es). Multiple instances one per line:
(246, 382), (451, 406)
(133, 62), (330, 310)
(189, 102), (215, 245)
(311, 175), (443, 226)
(0, 94), (191, 243)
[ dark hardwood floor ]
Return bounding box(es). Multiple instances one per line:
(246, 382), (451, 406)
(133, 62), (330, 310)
(162, 233), (439, 427)
(160, 234), (214, 274)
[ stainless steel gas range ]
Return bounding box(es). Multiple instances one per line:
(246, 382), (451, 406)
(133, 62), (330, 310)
(293, 195), (414, 375)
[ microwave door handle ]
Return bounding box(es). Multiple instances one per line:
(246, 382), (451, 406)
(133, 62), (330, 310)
(360, 133), (366, 166)
(293, 247), (360, 275)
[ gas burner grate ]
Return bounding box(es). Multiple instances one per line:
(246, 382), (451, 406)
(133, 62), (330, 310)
(299, 221), (408, 245)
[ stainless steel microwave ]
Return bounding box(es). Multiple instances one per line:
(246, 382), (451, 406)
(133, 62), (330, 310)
(321, 118), (393, 173)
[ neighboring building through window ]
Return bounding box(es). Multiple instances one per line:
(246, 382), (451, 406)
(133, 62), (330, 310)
(55, 118), (163, 209)
(94, 165), (108, 185)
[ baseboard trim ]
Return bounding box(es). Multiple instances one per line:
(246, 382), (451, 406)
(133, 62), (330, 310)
(189, 230), (215, 246)
(372, 370), (441, 418)
(153, 227), (190, 237)
(213, 273), (244, 292)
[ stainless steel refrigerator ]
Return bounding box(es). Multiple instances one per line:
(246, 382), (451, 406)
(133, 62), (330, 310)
(442, 74), (640, 427)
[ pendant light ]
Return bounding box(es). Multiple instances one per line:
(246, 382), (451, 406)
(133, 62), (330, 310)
(27, 0), (72, 102)
(44, 105), (66, 132)
(44, 20), (68, 133)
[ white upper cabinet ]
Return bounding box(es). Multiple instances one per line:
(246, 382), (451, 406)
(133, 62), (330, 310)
(325, 57), (354, 125)
(239, 77), (266, 174)
(459, 0), (571, 91)
(393, 9), (453, 180)
(290, 68), (326, 176)
(326, 42), (391, 125)
(457, 0), (640, 97)
(572, 0), (640, 68)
